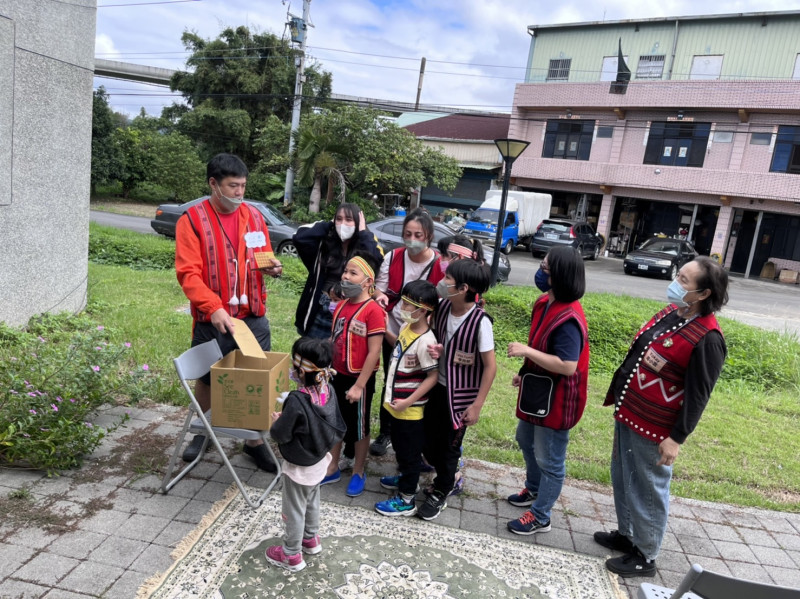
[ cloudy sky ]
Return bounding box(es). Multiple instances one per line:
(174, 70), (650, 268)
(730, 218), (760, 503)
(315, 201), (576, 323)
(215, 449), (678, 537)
(95, 0), (795, 118)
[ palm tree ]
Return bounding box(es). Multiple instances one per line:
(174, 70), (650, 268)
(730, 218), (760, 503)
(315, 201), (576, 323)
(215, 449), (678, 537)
(295, 124), (347, 213)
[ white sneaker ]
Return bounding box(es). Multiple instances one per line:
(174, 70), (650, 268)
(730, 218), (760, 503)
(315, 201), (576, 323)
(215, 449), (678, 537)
(339, 456), (355, 472)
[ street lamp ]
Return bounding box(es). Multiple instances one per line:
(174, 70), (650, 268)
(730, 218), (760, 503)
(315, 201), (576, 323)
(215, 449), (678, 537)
(490, 138), (530, 285)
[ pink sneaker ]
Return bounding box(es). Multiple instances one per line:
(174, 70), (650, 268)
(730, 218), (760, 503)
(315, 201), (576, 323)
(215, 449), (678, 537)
(301, 535), (322, 555)
(265, 545), (306, 572)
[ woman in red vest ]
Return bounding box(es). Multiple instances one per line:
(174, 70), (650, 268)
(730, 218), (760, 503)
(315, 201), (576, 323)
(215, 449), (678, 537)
(505, 246), (589, 536)
(594, 257), (728, 578)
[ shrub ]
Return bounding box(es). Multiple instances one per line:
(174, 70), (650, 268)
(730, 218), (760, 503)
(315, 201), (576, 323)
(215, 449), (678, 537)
(0, 313), (155, 474)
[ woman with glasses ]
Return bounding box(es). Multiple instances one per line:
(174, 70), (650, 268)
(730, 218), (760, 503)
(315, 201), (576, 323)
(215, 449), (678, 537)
(505, 246), (590, 536)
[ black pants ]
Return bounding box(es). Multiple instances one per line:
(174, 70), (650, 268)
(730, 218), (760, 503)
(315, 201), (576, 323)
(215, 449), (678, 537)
(377, 339), (394, 437)
(422, 384), (465, 495)
(390, 416), (425, 496)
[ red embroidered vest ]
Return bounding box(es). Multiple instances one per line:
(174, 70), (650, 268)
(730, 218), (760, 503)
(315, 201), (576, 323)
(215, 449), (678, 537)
(331, 299), (382, 375)
(385, 247), (444, 312)
(184, 201), (268, 322)
(607, 306), (721, 442)
(516, 295), (590, 430)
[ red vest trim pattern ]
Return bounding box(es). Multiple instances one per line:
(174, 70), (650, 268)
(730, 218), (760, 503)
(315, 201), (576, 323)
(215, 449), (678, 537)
(185, 201), (268, 322)
(332, 299), (382, 375)
(610, 306), (721, 442)
(516, 295), (590, 430)
(385, 247), (444, 312)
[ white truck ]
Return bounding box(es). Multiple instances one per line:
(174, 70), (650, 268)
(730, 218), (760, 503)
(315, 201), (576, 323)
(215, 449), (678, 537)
(464, 190), (552, 254)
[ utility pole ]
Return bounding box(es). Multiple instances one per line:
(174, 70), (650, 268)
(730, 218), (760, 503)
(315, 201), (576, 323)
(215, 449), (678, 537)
(415, 57), (426, 110)
(283, 0), (311, 206)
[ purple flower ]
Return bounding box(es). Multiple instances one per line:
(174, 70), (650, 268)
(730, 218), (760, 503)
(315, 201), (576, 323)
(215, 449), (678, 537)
(96, 325), (105, 331)
(51, 404), (58, 412)
(124, 342), (131, 348)
(142, 364), (149, 372)
(27, 392), (37, 397)
(92, 365), (100, 372)
(55, 396), (62, 402)
(38, 336), (46, 343)
(9, 390), (18, 394)
(95, 346), (103, 351)
(22, 433), (30, 438)
(29, 409), (37, 415)
(24, 380), (32, 387)
(84, 422), (93, 428)
(69, 398), (76, 403)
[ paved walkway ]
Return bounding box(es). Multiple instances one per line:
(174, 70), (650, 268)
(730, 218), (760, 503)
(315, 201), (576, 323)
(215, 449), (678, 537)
(1, 403), (799, 599)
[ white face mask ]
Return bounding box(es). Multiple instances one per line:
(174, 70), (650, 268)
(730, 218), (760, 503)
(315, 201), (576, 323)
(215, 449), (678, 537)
(399, 308), (422, 324)
(336, 224), (355, 241)
(213, 184), (243, 211)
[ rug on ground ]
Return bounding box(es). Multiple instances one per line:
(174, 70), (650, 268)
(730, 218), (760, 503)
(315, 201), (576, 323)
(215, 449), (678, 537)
(139, 484), (623, 599)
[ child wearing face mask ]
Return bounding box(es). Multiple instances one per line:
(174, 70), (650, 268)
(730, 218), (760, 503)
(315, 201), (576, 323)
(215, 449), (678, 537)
(373, 280), (440, 517)
(266, 337), (346, 572)
(322, 251), (386, 497)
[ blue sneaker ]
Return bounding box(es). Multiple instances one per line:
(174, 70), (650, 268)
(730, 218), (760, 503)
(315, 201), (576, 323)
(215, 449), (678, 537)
(346, 473), (366, 497)
(375, 495), (417, 517)
(507, 511), (551, 535)
(320, 470), (341, 485)
(380, 475), (400, 490)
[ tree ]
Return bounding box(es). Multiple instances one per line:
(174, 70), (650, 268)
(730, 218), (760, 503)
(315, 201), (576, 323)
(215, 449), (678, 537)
(169, 26), (332, 162)
(150, 132), (206, 203)
(90, 87), (123, 195)
(112, 128), (156, 199)
(295, 123), (347, 213)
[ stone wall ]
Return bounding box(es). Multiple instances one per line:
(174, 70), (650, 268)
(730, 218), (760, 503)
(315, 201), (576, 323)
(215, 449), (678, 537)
(0, 1), (96, 326)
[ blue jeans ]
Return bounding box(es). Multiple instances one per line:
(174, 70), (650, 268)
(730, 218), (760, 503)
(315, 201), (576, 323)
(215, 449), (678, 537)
(515, 420), (570, 523)
(610, 421), (672, 561)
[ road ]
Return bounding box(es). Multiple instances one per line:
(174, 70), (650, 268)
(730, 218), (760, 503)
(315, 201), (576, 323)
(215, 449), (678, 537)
(90, 210), (800, 335)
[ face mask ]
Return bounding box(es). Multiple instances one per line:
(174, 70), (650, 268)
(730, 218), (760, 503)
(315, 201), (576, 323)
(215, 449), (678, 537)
(213, 184), (243, 210)
(534, 267), (552, 293)
(336, 224), (355, 241)
(436, 280), (458, 299)
(404, 239), (427, 256)
(340, 278), (366, 298)
(399, 308), (421, 324)
(666, 279), (698, 307)
(328, 300), (339, 315)
(440, 260), (450, 272)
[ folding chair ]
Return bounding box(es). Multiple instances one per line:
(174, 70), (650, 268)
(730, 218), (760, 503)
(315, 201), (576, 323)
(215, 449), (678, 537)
(639, 563), (800, 599)
(161, 339), (282, 509)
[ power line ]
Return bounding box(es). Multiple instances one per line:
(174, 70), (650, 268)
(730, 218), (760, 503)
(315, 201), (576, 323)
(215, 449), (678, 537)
(98, 0), (202, 7)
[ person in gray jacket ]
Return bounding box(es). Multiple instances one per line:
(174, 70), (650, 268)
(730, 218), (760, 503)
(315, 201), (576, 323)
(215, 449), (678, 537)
(265, 337), (346, 572)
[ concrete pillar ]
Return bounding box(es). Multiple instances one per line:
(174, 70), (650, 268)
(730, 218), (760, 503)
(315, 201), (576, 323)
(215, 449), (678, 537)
(711, 204), (734, 263)
(597, 194), (616, 248)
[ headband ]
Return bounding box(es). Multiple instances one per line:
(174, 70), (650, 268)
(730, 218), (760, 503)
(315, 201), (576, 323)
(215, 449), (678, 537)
(349, 256), (375, 280)
(447, 243), (475, 259)
(293, 354), (337, 386)
(401, 295), (435, 312)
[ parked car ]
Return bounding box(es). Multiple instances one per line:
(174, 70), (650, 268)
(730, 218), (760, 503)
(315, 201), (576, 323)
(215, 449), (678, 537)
(530, 218), (604, 260)
(367, 217), (511, 282)
(150, 197), (299, 256)
(623, 237), (699, 279)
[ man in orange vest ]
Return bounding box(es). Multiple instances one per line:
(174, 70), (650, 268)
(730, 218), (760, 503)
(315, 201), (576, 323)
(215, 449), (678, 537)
(175, 153), (283, 471)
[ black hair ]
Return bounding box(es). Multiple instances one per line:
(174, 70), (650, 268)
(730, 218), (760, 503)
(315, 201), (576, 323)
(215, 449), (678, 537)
(446, 258), (491, 302)
(401, 280), (438, 313)
(291, 337), (333, 388)
(402, 208), (435, 246)
(207, 153), (248, 183)
(348, 249), (380, 281)
(448, 234), (485, 264)
(693, 256), (729, 315)
(437, 235), (454, 255)
(546, 246), (586, 303)
(323, 203), (362, 276)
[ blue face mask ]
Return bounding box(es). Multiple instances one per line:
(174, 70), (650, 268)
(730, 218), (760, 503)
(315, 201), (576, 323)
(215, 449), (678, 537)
(666, 279), (693, 307)
(534, 267), (551, 293)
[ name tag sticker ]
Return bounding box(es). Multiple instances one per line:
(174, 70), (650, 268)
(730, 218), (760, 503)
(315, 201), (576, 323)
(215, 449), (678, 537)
(404, 354), (419, 369)
(244, 231), (267, 248)
(349, 319), (367, 337)
(643, 348), (667, 372)
(453, 350), (475, 366)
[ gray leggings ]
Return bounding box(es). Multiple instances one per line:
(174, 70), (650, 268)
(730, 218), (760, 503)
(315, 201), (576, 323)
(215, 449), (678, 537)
(281, 475), (321, 556)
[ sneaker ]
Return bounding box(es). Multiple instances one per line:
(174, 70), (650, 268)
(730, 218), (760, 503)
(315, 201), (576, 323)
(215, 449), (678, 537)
(339, 456), (355, 472)
(605, 547), (656, 578)
(320, 470), (341, 485)
(265, 545), (306, 572)
(593, 530), (634, 553)
(507, 511), (551, 535)
(450, 472), (464, 496)
(380, 475), (400, 490)
(182, 435), (206, 462)
(507, 487), (537, 507)
(243, 443), (278, 473)
(369, 434), (392, 456)
(375, 495), (417, 517)
(346, 473), (366, 497)
(301, 535), (322, 555)
(417, 490), (447, 521)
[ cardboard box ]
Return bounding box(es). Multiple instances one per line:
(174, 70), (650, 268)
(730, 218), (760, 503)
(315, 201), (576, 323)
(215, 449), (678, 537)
(778, 269), (800, 285)
(210, 318), (290, 429)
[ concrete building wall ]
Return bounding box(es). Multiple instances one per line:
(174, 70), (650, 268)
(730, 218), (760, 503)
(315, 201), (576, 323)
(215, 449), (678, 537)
(0, 0), (96, 327)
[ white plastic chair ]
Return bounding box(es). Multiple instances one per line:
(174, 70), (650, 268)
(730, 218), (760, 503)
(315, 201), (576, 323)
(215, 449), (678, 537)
(639, 563), (800, 599)
(160, 339), (282, 509)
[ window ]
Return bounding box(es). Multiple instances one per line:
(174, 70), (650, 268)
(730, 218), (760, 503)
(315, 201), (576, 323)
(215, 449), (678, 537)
(601, 55), (628, 81)
(713, 131), (733, 143)
(690, 55), (723, 80)
(547, 58), (571, 81)
(542, 120), (594, 160)
(636, 55), (665, 79)
(770, 126), (800, 174)
(750, 132), (772, 145)
(643, 121), (711, 168)
(596, 126), (614, 139)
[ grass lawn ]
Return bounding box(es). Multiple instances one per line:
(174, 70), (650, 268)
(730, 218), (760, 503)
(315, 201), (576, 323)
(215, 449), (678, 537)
(87, 252), (800, 513)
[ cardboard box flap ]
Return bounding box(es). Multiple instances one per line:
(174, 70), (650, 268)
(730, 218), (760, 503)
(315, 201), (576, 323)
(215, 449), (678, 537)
(231, 318), (265, 358)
